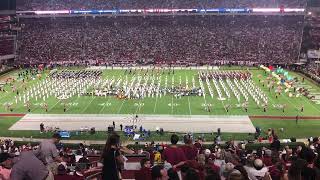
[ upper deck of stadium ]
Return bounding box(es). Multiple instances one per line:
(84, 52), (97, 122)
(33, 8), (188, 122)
(16, 0), (307, 11)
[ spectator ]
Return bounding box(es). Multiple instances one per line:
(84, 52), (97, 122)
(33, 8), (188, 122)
(78, 152), (90, 170)
(10, 151), (52, 180)
(180, 134), (198, 160)
(15, 0), (307, 11)
(185, 168), (200, 180)
(134, 158), (152, 180)
(34, 133), (64, 175)
(270, 136), (281, 152)
(0, 153), (12, 180)
(167, 168), (179, 180)
(244, 159), (269, 180)
(75, 149), (83, 162)
(54, 164), (72, 180)
(301, 149), (317, 180)
(162, 134), (187, 165)
(261, 149), (273, 167)
(18, 15), (304, 66)
(101, 132), (134, 180)
(72, 164), (85, 180)
(151, 165), (169, 180)
(288, 158), (307, 180)
(233, 165), (250, 180)
(101, 133), (122, 180)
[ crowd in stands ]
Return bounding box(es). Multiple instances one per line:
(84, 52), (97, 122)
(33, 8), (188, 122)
(18, 15), (303, 66)
(0, 135), (102, 180)
(301, 16), (320, 54)
(298, 62), (320, 83)
(299, 14), (320, 82)
(0, 37), (14, 56)
(1, 130), (320, 180)
(16, 0), (306, 11)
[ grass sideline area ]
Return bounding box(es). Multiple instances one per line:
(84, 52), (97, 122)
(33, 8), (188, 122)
(1, 117), (320, 141)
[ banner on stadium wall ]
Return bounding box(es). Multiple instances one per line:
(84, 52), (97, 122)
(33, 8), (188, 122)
(307, 49), (320, 59)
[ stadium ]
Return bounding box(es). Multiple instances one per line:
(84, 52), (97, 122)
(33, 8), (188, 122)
(0, 0), (320, 179)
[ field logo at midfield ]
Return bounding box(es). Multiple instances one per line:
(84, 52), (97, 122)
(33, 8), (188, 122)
(168, 103), (179, 107)
(99, 103), (112, 106)
(134, 103), (144, 107)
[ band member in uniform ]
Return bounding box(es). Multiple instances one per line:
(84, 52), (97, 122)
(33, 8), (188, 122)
(44, 102), (48, 112)
(63, 103), (67, 112)
(26, 101), (31, 112)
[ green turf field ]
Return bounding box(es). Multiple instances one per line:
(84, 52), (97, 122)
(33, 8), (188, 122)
(0, 65), (320, 141)
(0, 66), (319, 116)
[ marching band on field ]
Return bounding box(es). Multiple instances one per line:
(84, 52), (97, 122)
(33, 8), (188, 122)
(7, 67), (272, 112)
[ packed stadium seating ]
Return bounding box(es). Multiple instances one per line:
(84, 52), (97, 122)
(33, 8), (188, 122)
(18, 15), (304, 65)
(301, 16), (320, 52)
(0, 37), (14, 56)
(16, 0), (307, 11)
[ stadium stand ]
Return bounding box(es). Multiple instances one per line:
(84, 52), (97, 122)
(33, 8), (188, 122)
(0, 132), (320, 180)
(16, 0), (307, 11)
(301, 16), (320, 53)
(0, 0), (318, 179)
(0, 37), (14, 56)
(17, 15), (304, 66)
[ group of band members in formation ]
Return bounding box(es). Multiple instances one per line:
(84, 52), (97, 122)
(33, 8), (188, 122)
(5, 68), (303, 112)
(5, 67), (308, 113)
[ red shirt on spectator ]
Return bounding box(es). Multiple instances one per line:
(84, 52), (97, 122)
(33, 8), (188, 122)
(262, 156), (273, 167)
(162, 146), (187, 165)
(180, 144), (198, 160)
(134, 167), (152, 180)
(207, 163), (220, 173)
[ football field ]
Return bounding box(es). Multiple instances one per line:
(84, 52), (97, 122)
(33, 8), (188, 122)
(0, 66), (319, 117)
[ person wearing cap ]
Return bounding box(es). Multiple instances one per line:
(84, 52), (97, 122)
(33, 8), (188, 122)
(262, 149), (273, 167)
(0, 153), (12, 180)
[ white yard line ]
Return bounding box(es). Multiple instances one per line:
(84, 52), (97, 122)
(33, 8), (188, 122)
(171, 95), (174, 114)
(117, 100), (126, 114)
(98, 95), (112, 114)
(187, 96), (192, 115)
(184, 73), (192, 115)
(48, 99), (61, 112)
(153, 95), (158, 113)
(81, 96), (96, 114)
(202, 85), (210, 115)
